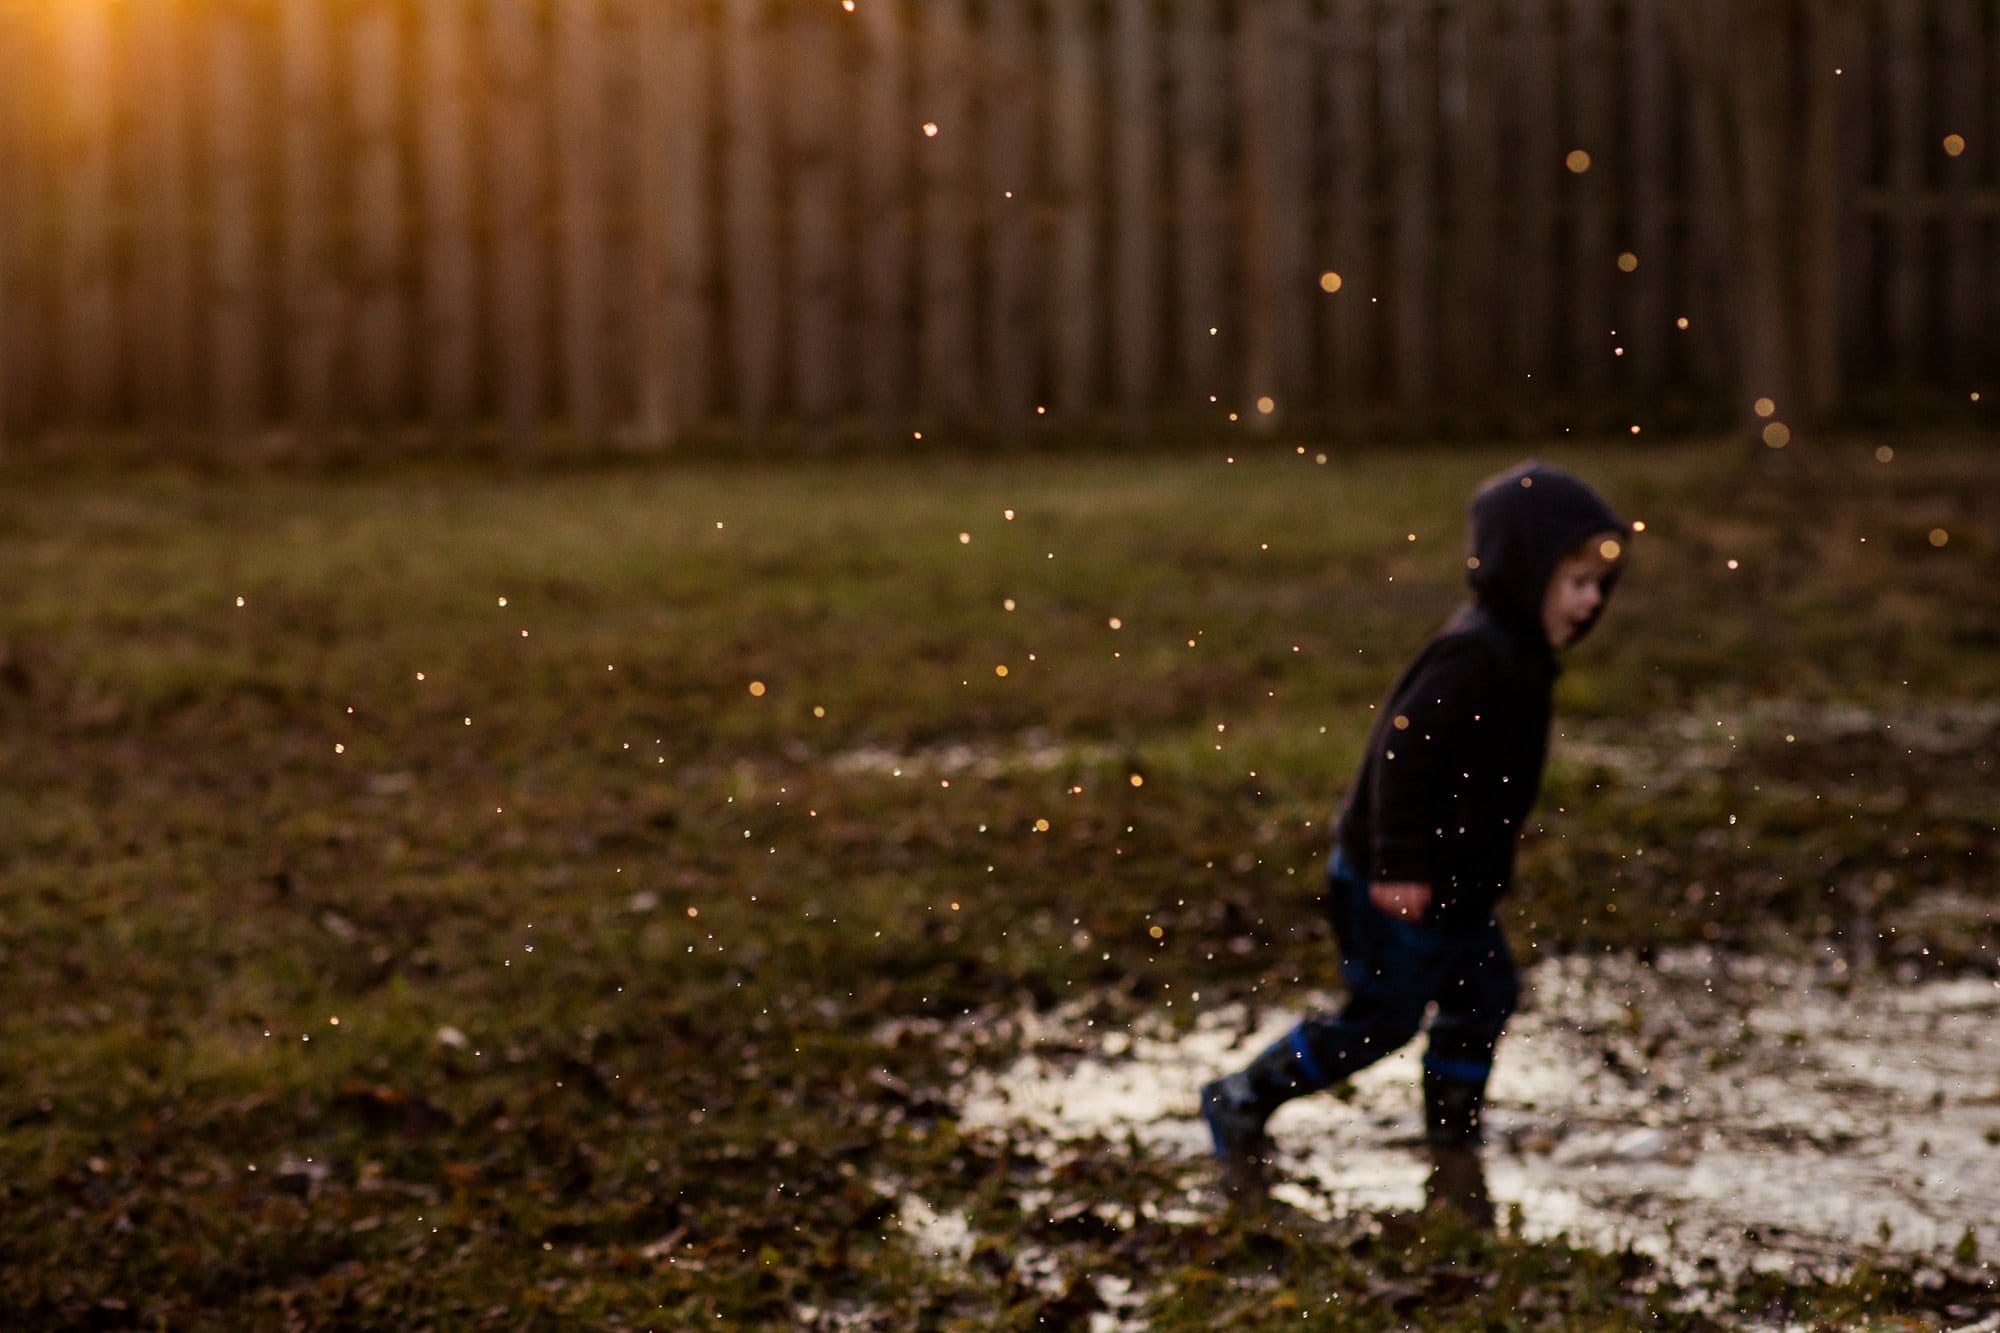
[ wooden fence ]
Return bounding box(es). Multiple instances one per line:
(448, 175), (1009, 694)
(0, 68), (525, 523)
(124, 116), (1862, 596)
(0, 0), (1994, 452)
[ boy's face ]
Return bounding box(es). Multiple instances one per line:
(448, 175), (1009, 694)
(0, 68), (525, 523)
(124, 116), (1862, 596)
(1542, 534), (1623, 649)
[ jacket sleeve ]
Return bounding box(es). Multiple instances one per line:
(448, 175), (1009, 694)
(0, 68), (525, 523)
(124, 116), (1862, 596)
(1366, 634), (1500, 888)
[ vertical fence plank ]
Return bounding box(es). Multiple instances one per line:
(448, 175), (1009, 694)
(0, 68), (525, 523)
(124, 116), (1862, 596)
(1795, 8), (1851, 424)
(1679, 9), (1734, 406)
(0, 5), (28, 446)
(1047, 0), (1100, 421)
(1728, 8), (1800, 424)
(788, 0), (844, 428)
(1323, 0), (1377, 423)
(556, 0), (609, 441)
(1835, 7), (1874, 393)
(1938, 0), (1983, 383)
(1241, 0), (1313, 420)
(1110, 0), (1160, 424)
(351, 0), (407, 422)
(1624, 0), (1669, 400)
(1989, 1), (2000, 367)
(1240, 2), (1275, 415)
(55, 0), (117, 424)
(918, 0), (977, 422)
(419, 0), (477, 436)
(857, 0), (912, 435)
(723, 0), (780, 433)
(281, 0), (336, 433)
(636, 0), (711, 443)
(983, 0), (1038, 431)
(1507, 0), (1558, 425)
(1383, 0), (1438, 416)
(1170, 0), (1226, 405)
(131, 0), (196, 431)
(1990, 4), (2000, 366)
(1441, 0), (1498, 423)
(489, 0), (546, 446)
(1567, 0), (1613, 413)
(1884, 0), (1925, 385)
(209, 2), (262, 434)
(0, 91), (8, 450)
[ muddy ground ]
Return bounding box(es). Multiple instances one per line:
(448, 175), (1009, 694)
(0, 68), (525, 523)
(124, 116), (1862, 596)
(5, 441), (1997, 1327)
(957, 947), (2000, 1300)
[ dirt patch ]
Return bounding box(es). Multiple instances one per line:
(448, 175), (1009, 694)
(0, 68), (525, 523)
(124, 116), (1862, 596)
(961, 948), (2000, 1289)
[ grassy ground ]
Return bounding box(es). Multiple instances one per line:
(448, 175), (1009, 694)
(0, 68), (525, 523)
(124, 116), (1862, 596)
(1, 435), (1995, 1328)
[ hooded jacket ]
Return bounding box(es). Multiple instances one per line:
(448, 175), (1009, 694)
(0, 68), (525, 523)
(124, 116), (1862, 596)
(1333, 461), (1627, 928)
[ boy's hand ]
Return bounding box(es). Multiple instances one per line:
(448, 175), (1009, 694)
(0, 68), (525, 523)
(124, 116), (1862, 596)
(1370, 881), (1431, 922)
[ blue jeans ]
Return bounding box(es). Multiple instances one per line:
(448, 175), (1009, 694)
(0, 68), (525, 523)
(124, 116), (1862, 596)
(1282, 852), (1519, 1091)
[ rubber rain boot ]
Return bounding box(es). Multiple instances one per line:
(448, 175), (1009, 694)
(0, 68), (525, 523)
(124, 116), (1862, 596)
(1421, 1066), (1489, 1148)
(1199, 1027), (1326, 1199)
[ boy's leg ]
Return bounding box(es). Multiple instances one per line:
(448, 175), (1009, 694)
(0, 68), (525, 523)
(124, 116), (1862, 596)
(1203, 875), (1447, 1165)
(1420, 926), (1520, 1146)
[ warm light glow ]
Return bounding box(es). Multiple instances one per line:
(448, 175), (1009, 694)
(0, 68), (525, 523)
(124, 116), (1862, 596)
(1319, 271), (1343, 293)
(1762, 422), (1791, 448)
(1753, 397), (1776, 418)
(1943, 134), (1966, 157)
(1616, 252), (1638, 272)
(748, 680), (766, 697)
(1565, 149), (1592, 173)
(1929, 528), (1950, 548)
(1599, 539), (1623, 561)
(1255, 396), (1275, 415)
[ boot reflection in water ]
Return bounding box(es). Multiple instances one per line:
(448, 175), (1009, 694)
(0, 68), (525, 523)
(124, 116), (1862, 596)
(1424, 1145), (1495, 1230)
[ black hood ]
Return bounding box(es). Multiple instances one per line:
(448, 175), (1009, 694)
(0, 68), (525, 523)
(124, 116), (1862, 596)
(1466, 460), (1628, 643)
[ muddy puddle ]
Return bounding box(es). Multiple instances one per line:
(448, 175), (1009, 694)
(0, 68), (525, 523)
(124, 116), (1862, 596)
(956, 948), (2000, 1285)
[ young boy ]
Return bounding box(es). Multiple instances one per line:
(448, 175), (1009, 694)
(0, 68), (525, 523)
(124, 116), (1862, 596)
(1201, 459), (1629, 1191)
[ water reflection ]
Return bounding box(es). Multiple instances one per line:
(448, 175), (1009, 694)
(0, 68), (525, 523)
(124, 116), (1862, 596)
(1423, 1145), (1493, 1230)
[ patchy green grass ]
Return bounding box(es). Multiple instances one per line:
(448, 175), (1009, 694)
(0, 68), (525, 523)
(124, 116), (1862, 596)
(0, 436), (1995, 1327)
